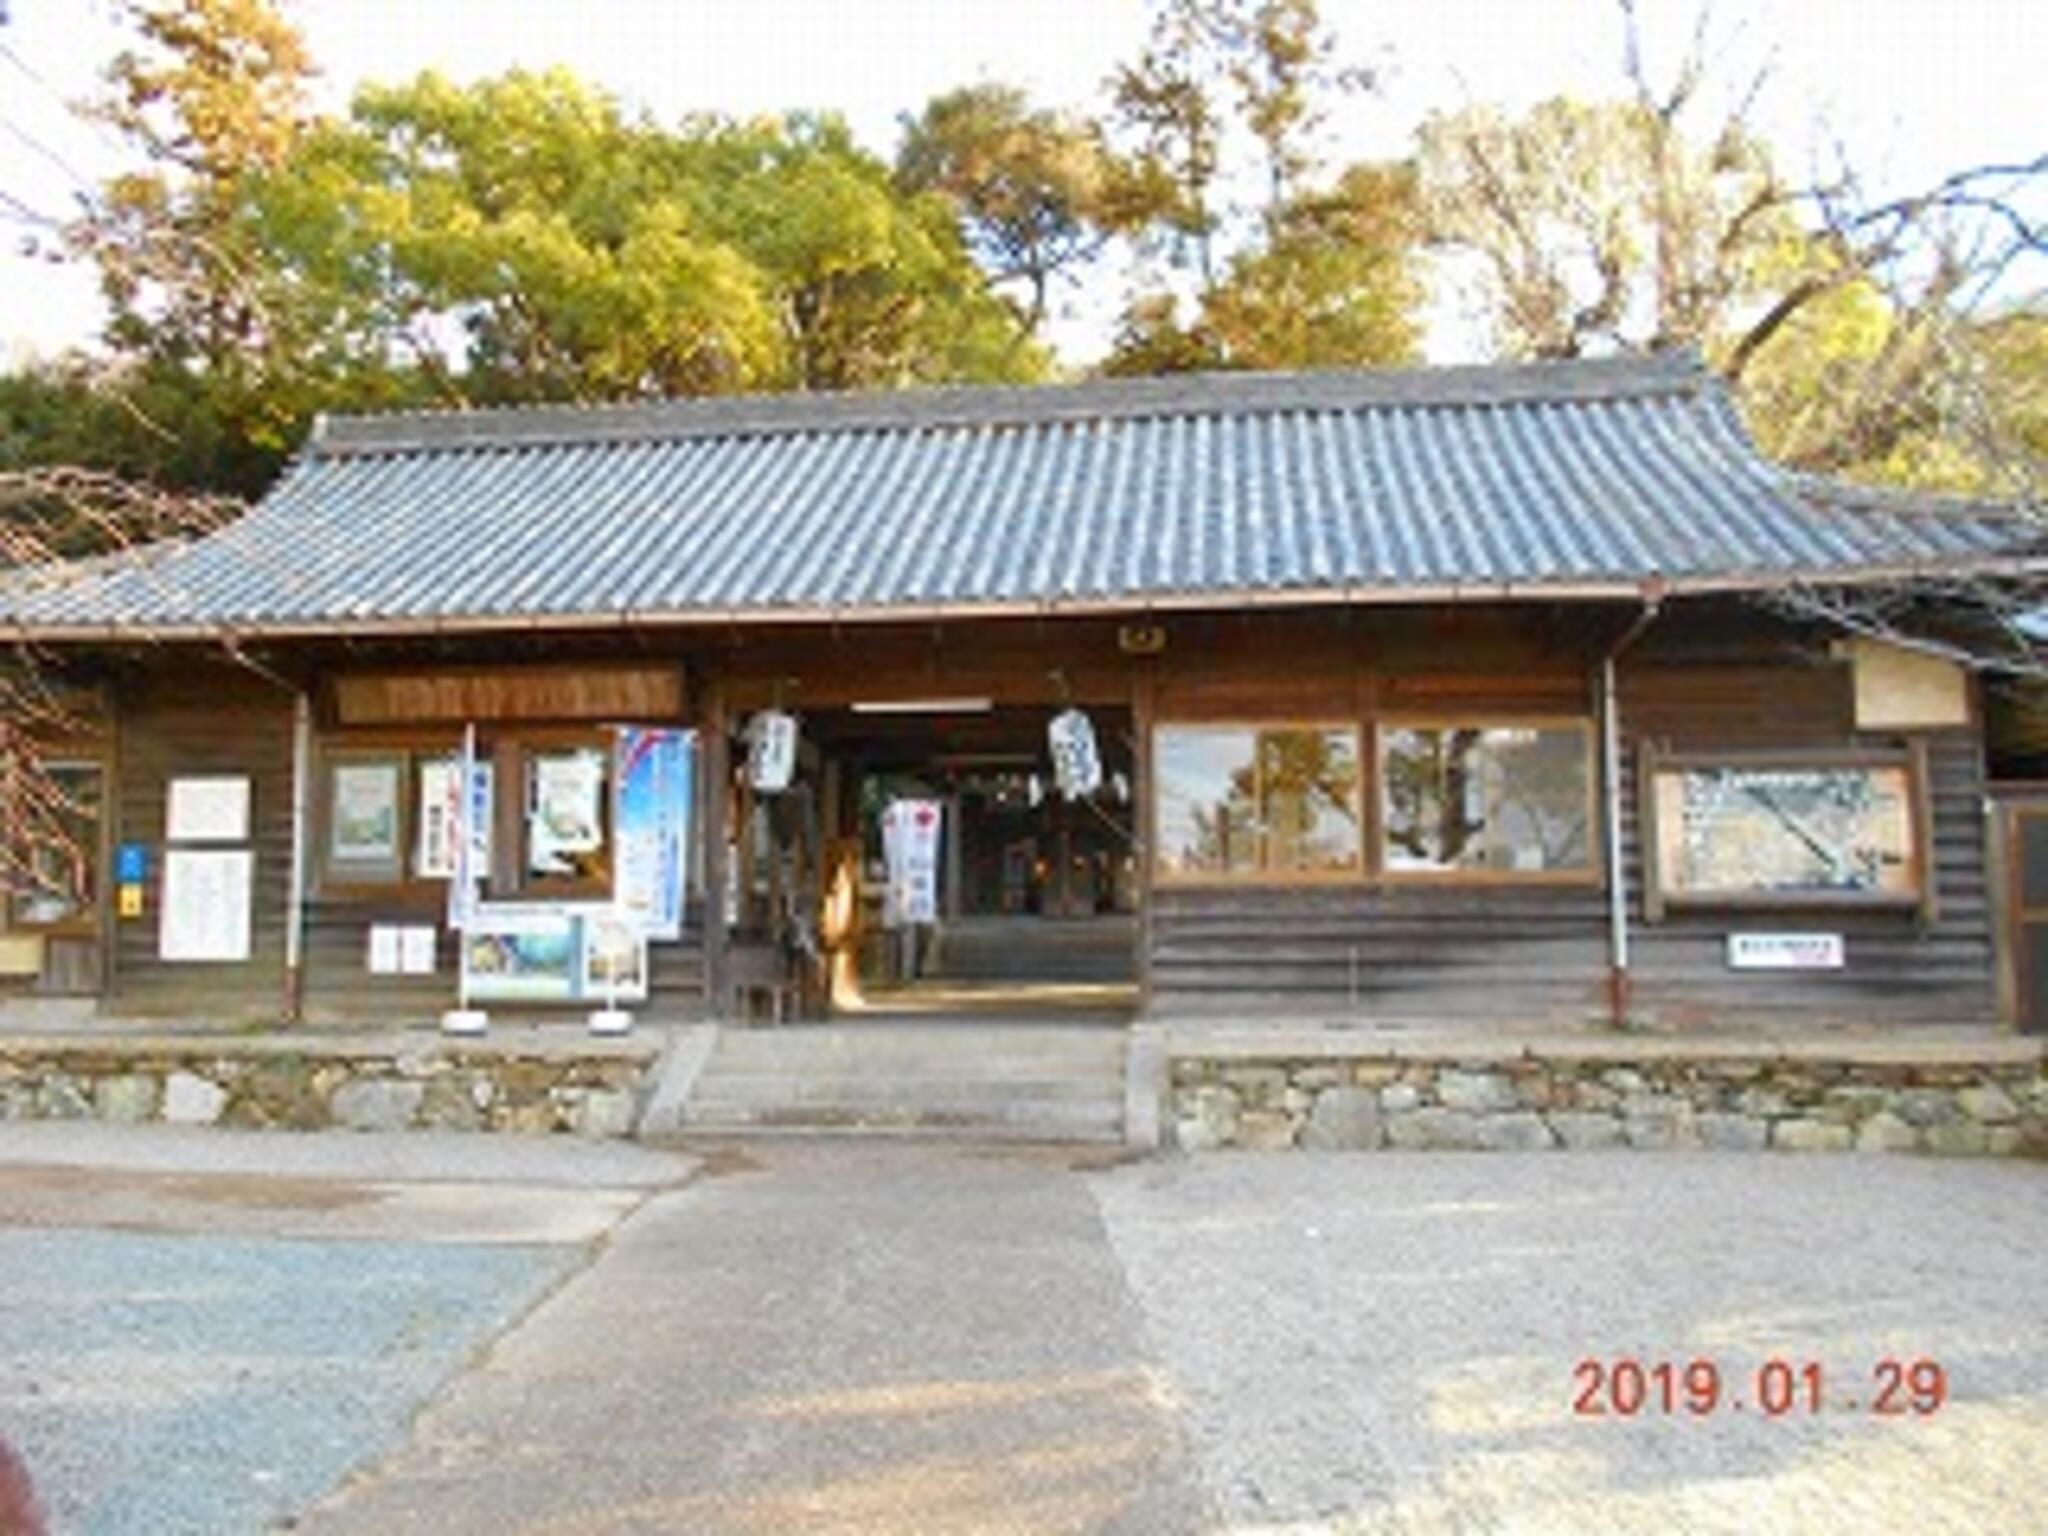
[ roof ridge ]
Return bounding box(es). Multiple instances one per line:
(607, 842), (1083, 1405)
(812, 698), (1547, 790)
(309, 351), (1713, 458)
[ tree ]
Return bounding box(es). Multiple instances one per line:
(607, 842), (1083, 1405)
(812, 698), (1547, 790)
(263, 76), (1045, 401)
(896, 84), (1117, 338)
(1414, 1), (2046, 498)
(1, 469), (236, 906)
(1101, 0), (1419, 375)
(68, 0), (350, 482)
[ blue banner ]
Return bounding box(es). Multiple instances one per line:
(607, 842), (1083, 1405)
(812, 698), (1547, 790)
(614, 727), (693, 941)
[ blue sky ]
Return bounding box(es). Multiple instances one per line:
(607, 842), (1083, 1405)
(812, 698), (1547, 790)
(1, 0), (2040, 366)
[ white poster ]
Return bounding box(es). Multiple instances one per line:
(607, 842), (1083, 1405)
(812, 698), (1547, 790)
(367, 923), (401, 974)
(166, 776), (250, 843)
(529, 751), (604, 874)
(416, 760), (458, 877)
(159, 849), (254, 962)
(581, 913), (650, 1003)
(881, 799), (942, 929)
(399, 925), (438, 975)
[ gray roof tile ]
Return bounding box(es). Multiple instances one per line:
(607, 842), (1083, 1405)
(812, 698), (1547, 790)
(3, 354), (2034, 638)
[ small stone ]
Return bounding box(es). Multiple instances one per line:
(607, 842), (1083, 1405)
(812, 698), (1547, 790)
(163, 1071), (227, 1125)
(1622, 1111), (1700, 1151)
(1547, 1111), (1624, 1150)
(1220, 1066), (1288, 1109)
(1378, 1082), (1421, 1114)
(574, 1089), (638, 1139)
(329, 1078), (425, 1132)
(1600, 1067), (1647, 1093)
(1893, 1089), (1958, 1128)
(1773, 1119), (1853, 1153)
(1385, 1107), (1483, 1150)
(1986, 1127), (2022, 1157)
(1237, 1111), (1298, 1151)
(1292, 1065), (1344, 1091)
(1923, 1120), (1990, 1157)
(1437, 1070), (1517, 1113)
(1697, 1113), (1768, 1152)
(1471, 1112), (1555, 1151)
(1855, 1112), (1920, 1153)
(1175, 1086), (1240, 1152)
(1281, 1086), (1315, 1117)
(1735, 1086), (1793, 1118)
(36, 1076), (92, 1120)
(1350, 1061), (1402, 1088)
(94, 1074), (160, 1124)
(1956, 1084), (2018, 1124)
(1820, 1085), (1889, 1123)
(1301, 1088), (1383, 1151)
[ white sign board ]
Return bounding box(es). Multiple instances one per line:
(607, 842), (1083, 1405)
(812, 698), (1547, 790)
(881, 799), (942, 928)
(1727, 932), (1845, 971)
(159, 849), (254, 962)
(367, 923), (402, 974)
(166, 776), (250, 843)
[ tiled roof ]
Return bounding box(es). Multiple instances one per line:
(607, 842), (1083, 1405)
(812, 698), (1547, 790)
(3, 354), (2032, 638)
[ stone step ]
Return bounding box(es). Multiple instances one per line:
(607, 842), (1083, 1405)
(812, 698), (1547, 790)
(679, 1023), (1130, 1143)
(682, 1098), (1123, 1141)
(691, 1072), (1123, 1106)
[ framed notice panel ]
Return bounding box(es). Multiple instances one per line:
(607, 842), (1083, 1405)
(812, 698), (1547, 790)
(159, 849), (254, 962)
(1645, 750), (1924, 916)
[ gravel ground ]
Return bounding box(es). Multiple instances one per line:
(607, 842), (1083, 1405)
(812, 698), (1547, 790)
(1087, 1152), (2048, 1535)
(0, 1228), (575, 1536)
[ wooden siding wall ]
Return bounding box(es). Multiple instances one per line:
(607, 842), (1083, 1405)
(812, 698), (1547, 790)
(109, 666), (293, 1020)
(1619, 658), (1994, 1026)
(1147, 609), (1997, 1027)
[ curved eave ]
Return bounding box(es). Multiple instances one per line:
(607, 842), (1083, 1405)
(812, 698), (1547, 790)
(8, 553), (2043, 645)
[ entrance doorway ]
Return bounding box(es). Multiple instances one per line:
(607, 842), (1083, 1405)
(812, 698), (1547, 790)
(805, 703), (1139, 1021)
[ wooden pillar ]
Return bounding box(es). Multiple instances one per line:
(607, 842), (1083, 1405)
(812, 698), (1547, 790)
(1132, 663), (1157, 1015)
(701, 683), (731, 1019)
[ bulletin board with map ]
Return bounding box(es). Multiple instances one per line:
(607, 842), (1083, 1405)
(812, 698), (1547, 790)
(1648, 758), (1922, 908)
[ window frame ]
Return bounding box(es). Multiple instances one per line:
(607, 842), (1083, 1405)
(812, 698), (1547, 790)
(1150, 719), (1367, 887)
(4, 757), (109, 936)
(1638, 742), (1933, 921)
(1371, 714), (1603, 888)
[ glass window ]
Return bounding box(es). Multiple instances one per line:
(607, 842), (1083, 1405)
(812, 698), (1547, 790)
(526, 746), (610, 885)
(1381, 724), (1593, 875)
(1155, 725), (1361, 879)
(9, 762), (102, 927)
(1651, 763), (1918, 901)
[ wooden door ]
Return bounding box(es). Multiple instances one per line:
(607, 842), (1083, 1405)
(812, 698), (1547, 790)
(2007, 802), (2048, 1033)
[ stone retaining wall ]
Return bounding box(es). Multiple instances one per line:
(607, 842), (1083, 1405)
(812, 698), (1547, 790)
(0, 1037), (655, 1137)
(1169, 1052), (2048, 1156)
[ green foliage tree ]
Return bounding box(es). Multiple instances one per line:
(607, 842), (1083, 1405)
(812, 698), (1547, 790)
(264, 75), (1044, 400)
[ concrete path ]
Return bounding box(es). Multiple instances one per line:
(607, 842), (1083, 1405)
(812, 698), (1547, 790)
(300, 1142), (1207, 1536)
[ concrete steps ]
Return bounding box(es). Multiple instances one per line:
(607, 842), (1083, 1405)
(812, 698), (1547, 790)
(678, 1025), (1128, 1142)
